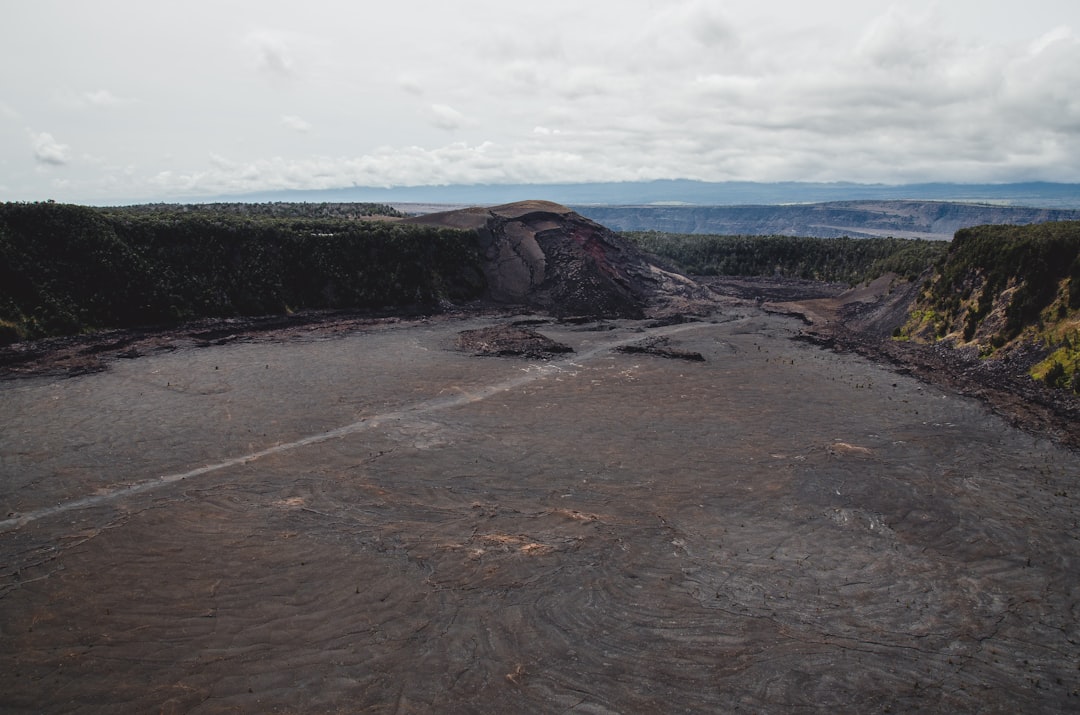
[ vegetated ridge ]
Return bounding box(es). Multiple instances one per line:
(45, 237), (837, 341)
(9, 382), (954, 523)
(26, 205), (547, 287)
(626, 231), (948, 285)
(112, 201), (406, 220)
(4, 201), (1077, 398)
(217, 179), (1080, 210)
(898, 220), (1080, 393)
(0, 202), (484, 344)
(0, 199), (716, 345)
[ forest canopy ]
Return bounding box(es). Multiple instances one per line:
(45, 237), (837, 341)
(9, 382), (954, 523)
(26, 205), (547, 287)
(0, 202), (484, 344)
(899, 220), (1080, 392)
(625, 231), (948, 285)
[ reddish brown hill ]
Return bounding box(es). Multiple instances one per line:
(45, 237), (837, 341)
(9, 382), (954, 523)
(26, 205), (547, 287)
(406, 200), (712, 318)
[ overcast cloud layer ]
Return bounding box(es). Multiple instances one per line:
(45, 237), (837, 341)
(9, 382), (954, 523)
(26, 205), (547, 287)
(2, 0), (1079, 202)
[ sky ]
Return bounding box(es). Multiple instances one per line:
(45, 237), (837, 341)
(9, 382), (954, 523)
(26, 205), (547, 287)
(2, 0), (1079, 203)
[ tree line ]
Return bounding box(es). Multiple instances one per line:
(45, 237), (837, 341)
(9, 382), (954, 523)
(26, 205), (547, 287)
(901, 220), (1080, 392)
(0, 202), (484, 344)
(110, 201), (406, 220)
(624, 231), (948, 284)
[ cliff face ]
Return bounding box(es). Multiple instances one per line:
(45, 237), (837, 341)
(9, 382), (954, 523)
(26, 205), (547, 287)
(899, 221), (1080, 392)
(0, 202), (487, 343)
(0, 199), (721, 344)
(577, 201), (1080, 240)
(406, 200), (711, 318)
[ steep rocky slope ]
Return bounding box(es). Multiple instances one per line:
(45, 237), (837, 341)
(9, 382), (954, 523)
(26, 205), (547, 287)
(753, 269), (1080, 447)
(405, 200), (713, 318)
(899, 221), (1080, 392)
(755, 221), (1080, 445)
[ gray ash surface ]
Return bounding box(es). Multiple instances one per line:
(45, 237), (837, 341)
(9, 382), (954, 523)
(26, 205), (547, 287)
(4, 307), (1080, 712)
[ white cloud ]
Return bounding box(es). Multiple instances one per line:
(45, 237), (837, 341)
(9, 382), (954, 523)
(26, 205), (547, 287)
(1002, 29), (1080, 125)
(1030, 26), (1075, 55)
(626, 0), (741, 72)
(83, 89), (135, 107)
(397, 75), (424, 96)
(246, 30), (297, 78)
(52, 88), (138, 110)
(241, 26), (335, 84)
(29, 131), (71, 166)
(134, 141), (615, 197)
(281, 115), (312, 132)
(855, 6), (942, 71)
(208, 153), (237, 170)
(429, 104), (468, 131)
(4, 0), (1080, 202)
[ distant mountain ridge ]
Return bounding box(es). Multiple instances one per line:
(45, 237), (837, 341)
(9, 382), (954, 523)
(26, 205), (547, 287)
(575, 201), (1080, 241)
(195, 180), (1080, 211)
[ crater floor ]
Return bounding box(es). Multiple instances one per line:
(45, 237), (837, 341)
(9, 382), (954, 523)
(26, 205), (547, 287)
(3, 308), (1079, 713)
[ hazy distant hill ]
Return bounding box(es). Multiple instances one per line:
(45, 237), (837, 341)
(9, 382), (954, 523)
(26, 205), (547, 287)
(191, 182), (1080, 239)
(197, 180), (1080, 211)
(576, 201), (1080, 241)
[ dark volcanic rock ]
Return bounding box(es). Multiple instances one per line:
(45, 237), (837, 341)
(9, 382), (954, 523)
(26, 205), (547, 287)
(760, 273), (1080, 448)
(407, 200), (712, 318)
(615, 336), (705, 361)
(456, 324), (574, 358)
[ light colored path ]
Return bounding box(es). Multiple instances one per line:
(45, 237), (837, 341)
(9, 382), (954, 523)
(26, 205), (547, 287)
(0, 320), (712, 532)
